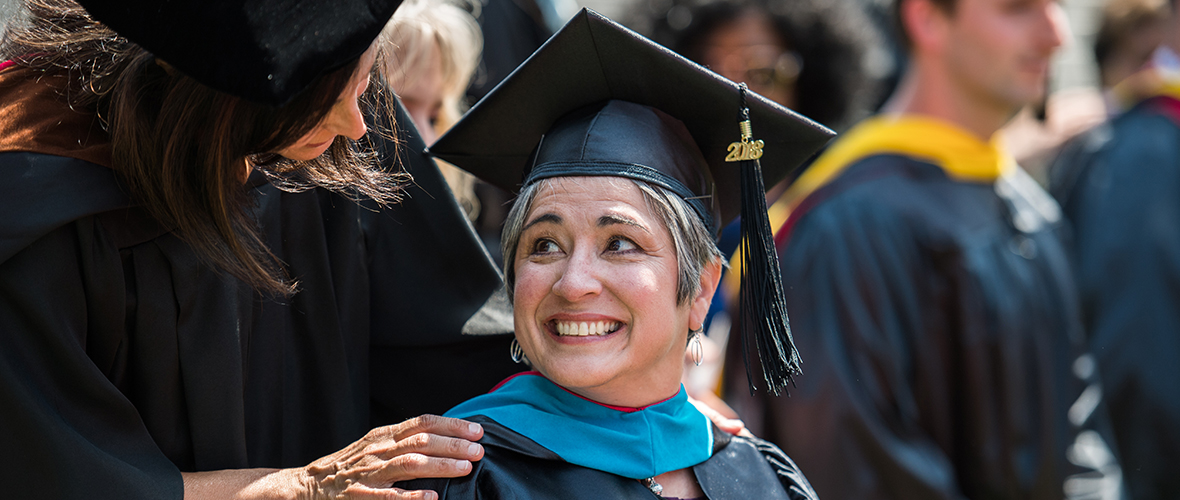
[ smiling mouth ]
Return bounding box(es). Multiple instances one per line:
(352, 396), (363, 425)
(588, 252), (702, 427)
(554, 321), (622, 337)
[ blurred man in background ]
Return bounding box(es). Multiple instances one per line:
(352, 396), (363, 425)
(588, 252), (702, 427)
(729, 0), (1125, 498)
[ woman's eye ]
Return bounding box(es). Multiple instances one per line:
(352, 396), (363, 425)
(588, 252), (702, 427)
(606, 237), (638, 252)
(532, 239), (560, 254)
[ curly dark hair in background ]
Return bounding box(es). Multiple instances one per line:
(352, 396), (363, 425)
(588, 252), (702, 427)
(627, 0), (887, 132)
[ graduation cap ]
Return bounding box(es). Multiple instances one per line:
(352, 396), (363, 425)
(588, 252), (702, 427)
(430, 9), (834, 395)
(74, 0), (404, 106)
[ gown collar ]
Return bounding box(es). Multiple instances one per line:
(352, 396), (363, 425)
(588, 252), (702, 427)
(446, 372), (714, 479)
(771, 114), (1015, 217)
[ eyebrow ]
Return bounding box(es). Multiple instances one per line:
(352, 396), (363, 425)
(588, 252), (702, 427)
(523, 213), (562, 231)
(598, 214), (648, 233)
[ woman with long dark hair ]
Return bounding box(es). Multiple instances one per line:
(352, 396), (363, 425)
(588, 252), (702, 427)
(0, 0), (521, 498)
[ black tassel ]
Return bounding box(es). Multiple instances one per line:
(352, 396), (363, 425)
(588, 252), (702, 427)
(731, 84), (802, 396)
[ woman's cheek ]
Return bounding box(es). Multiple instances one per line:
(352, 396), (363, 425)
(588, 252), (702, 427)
(513, 263), (549, 306)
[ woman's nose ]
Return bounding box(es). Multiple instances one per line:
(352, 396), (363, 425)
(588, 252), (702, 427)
(332, 98), (368, 141)
(551, 249), (602, 300)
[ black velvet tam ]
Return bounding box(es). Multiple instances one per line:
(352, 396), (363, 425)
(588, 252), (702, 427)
(75, 0), (403, 105)
(428, 8), (833, 232)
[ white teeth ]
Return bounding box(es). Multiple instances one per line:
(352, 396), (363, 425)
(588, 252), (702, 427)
(555, 321), (620, 336)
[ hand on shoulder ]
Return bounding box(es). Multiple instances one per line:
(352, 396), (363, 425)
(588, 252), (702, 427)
(184, 415), (484, 500)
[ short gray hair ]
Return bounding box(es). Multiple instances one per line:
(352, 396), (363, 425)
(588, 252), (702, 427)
(501, 177), (722, 305)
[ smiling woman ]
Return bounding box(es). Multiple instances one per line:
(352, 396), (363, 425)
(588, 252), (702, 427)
(397, 9), (834, 500)
(508, 176), (718, 410)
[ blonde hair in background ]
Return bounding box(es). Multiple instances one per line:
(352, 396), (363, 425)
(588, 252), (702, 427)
(382, 0), (484, 218)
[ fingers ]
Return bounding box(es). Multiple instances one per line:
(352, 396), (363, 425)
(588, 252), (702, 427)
(368, 432), (484, 463)
(303, 415), (486, 497)
(365, 452), (474, 486)
(390, 415), (483, 442)
(388, 487), (438, 500)
(301, 453), (471, 497)
(342, 433), (482, 487)
(687, 389), (740, 419)
(334, 482), (440, 500)
(687, 395), (746, 436)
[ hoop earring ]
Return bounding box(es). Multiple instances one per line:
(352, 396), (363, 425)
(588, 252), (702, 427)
(689, 328), (703, 366)
(510, 338), (527, 364)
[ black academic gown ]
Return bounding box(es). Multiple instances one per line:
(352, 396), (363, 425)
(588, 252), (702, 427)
(725, 156), (1120, 500)
(398, 415), (819, 500)
(0, 103), (522, 499)
(1050, 95), (1180, 500)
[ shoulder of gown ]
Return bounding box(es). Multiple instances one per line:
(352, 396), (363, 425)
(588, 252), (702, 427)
(0, 152), (182, 499)
(396, 415), (810, 499)
(0, 151), (129, 264)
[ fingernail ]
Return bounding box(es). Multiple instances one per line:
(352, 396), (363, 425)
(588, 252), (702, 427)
(456, 460), (472, 473)
(467, 443), (480, 455)
(468, 423), (481, 434)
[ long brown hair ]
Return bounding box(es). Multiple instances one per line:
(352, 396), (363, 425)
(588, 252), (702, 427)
(1, 0), (409, 295)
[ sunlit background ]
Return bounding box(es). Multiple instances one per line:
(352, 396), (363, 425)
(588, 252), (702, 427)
(0, 0), (1102, 92)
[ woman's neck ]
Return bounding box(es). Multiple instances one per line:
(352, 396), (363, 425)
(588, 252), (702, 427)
(555, 369), (684, 409)
(560, 379), (683, 410)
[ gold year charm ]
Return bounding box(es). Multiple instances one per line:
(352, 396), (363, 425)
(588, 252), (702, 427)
(725, 119), (764, 162)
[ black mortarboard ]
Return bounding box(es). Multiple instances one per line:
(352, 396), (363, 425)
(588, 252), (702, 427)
(430, 9), (834, 394)
(74, 0), (403, 106)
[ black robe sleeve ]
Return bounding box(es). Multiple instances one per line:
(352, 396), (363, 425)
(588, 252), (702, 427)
(1051, 104), (1180, 500)
(0, 217), (182, 499)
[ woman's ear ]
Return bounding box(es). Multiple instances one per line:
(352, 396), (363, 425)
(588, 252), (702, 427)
(688, 258), (724, 331)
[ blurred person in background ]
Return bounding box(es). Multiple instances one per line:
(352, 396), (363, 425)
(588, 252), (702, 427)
(383, 0), (484, 219)
(724, 0), (1126, 498)
(1050, 1), (1180, 498)
(632, 0), (884, 135)
(625, 0), (885, 411)
(1093, 0), (1171, 96)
